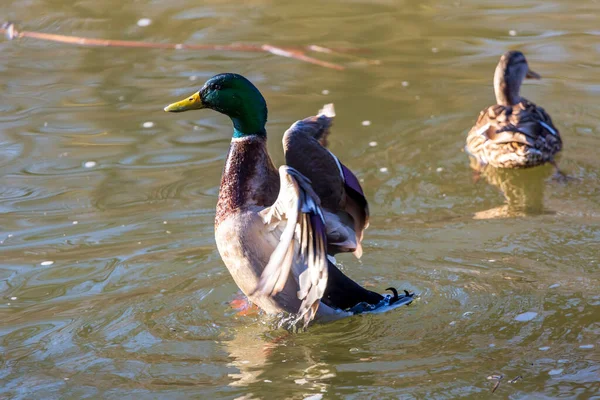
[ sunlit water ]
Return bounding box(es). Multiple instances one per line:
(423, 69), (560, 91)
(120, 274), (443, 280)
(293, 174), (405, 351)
(1, 0), (599, 398)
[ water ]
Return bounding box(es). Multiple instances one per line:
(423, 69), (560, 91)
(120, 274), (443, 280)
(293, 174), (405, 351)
(1, 0), (599, 398)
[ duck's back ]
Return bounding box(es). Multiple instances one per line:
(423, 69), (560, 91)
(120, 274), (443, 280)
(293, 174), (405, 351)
(466, 99), (562, 169)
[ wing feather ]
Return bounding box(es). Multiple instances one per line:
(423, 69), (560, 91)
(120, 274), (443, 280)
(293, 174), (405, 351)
(283, 104), (369, 258)
(256, 166), (328, 327)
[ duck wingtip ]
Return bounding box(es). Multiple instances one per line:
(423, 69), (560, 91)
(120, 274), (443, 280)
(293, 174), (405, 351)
(318, 103), (335, 118)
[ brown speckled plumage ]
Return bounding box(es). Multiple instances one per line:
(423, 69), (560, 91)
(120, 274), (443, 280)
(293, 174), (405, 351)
(466, 51), (563, 170)
(466, 99), (562, 168)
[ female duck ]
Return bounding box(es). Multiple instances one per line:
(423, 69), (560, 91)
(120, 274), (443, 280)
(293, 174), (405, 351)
(466, 51), (562, 170)
(165, 73), (409, 328)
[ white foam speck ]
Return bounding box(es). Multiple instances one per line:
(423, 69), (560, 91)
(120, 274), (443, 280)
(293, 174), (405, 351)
(64, 377), (69, 381)
(515, 311), (538, 322)
(10, 296), (17, 300)
(142, 121), (155, 129)
(163, 221), (168, 224)
(72, 221), (78, 225)
(7, 234), (13, 238)
(509, 30), (517, 36)
(488, 259), (496, 262)
(264, 379), (272, 383)
(549, 283), (560, 289)
(241, 360), (250, 364)
(294, 378), (308, 385)
(349, 348), (360, 353)
(402, 81), (409, 87)
(137, 18), (152, 27)
(118, 96), (125, 101)
(189, 75), (198, 81)
(449, 321), (456, 326)
(431, 47), (439, 53)
(304, 395), (323, 400)
(321, 89), (330, 95)
(41, 261), (54, 266)
(379, 167), (388, 173)
(579, 344), (594, 349)
(539, 346), (550, 351)
(369, 141), (378, 147)
(436, 167), (444, 172)
(361, 120), (371, 126)
(548, 368), (563, 376)
(83, 161), (97, 168)
(175, 44), (183, 50)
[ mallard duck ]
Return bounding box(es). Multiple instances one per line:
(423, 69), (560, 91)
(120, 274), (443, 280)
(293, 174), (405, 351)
(164, 73), (411, 328)
(466, 51), (563, 171)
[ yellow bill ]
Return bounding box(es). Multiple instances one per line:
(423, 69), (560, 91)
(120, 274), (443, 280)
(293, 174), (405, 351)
(164, 92), (204, 112)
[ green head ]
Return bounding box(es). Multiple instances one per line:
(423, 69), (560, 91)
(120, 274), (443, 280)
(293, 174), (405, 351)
(164, 73), (268, 138)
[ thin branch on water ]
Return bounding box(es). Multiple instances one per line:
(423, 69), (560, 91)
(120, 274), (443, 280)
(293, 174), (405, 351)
(0, 22), (377, 71)
(487, 374), (503, 394)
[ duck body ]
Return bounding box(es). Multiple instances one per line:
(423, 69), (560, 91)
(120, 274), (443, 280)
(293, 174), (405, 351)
(213, 136), (287, 314)
(466, 51), (562, 169)
(165, 74), (400, 328)
(466, 99), (562, 168)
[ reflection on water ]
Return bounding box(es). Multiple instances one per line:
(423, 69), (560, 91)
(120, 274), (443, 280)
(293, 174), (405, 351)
(473, 165), (553, 219)
(1, 0), (600, 398)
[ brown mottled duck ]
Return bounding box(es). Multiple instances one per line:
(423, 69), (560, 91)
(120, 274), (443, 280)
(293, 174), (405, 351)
(466, 51), (563, 172)
(164, 73), (411, 328)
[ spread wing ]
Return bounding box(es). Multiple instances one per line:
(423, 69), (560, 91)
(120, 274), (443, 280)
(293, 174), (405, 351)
(256, 166), (328, 327)
(282, 103), (369, 258)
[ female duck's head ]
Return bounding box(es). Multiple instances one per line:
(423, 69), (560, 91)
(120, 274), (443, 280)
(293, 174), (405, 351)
(165, 73), (268, 138)
(493, 51), (541, 106)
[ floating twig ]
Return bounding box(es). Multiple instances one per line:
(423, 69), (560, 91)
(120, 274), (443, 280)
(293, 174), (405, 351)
(487, 374), (503, 393)
(491, 380), (501, 393)
(261, 45), (344, 71)
(0, 22), (365, 70)
(508, 375), (522, 384)
(309, 44), (381, 65)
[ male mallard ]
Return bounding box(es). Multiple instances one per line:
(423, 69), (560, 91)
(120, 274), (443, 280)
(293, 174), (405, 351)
(466, 51), (563, 171)
(165, 73), (409, 327)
